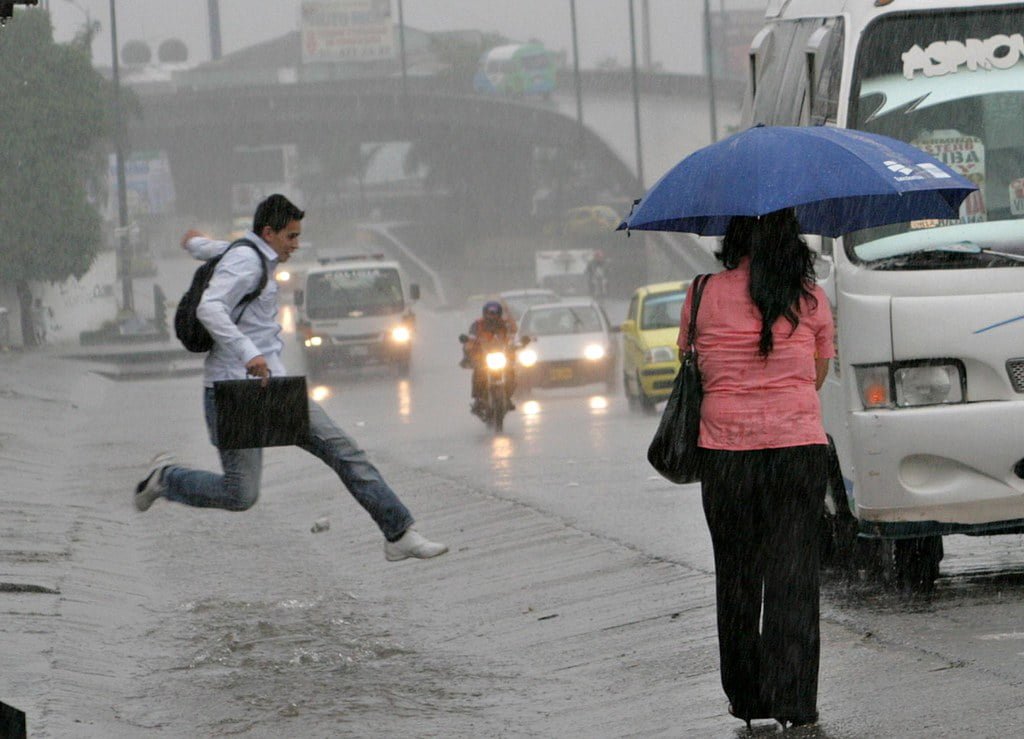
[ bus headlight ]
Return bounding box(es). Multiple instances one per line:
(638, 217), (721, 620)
(583, 343), (606, 361)
(518, 348), (538, 367)
(894, 363), (963, 407)
(855, 361), (964, 409)
(643, 345), (676, 364)
(390, 325), (412, 343)
(485, 351), (508, 370)
(304, 336), (323, 348)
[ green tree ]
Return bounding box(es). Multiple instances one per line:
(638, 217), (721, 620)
(0, 9), (112, 345)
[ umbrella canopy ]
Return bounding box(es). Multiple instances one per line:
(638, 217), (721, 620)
(618, 125), (978, 237)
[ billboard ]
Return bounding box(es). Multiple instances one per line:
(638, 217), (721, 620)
(301, 0), (395, 64)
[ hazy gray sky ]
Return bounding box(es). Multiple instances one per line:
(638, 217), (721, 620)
(45, 0), (765, 75)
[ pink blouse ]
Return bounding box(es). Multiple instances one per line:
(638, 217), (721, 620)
(677, 261), (835, 451)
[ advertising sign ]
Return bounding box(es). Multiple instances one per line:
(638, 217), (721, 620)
(913, 130), (987, 223)
(301, 0), (394, 64)
(106, 150), (176, 219)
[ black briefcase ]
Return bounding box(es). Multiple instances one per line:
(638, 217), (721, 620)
(213, 376), (310, 450)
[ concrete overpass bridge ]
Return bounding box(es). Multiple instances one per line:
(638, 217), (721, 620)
(128, 70), (742, 291)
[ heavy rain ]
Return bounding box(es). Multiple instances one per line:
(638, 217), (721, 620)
(4, 0), (1024, 737)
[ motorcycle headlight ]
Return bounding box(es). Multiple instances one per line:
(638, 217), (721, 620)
(485, 351), (508, 370)
(518, 348), (538, 367)
(304, 336), (323, 348)
(583, 343), (606, 361)
(643, 345), (676, 364)
(894, 363), (963, 407)
(390, 325), (411, 343)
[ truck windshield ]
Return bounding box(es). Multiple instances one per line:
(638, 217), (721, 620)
(847, 8), (1024, 269)
(306, 267), (404, 319)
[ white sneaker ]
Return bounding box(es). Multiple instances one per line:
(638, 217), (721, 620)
(384, 529), (449, 562)
(134, 452), (175, 512)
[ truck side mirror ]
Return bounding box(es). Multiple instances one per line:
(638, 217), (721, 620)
(294, 290), (304, 307)
(459, 334), (469, 344)
(410, 283), (421, 301)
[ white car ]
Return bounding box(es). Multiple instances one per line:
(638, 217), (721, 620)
(515, 298), (618, 393)
(498, 288), (560, 322)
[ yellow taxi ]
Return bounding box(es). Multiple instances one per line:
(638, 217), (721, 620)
(621, 280), (690, 412)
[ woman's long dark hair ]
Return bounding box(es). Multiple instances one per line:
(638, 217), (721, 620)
(716, 209), (817, 357)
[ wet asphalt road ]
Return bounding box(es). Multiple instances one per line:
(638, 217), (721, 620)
(4, 254), (1024, 736)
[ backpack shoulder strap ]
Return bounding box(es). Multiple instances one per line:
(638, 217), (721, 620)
(225, 238), (268, 305)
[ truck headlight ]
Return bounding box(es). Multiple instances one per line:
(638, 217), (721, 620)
(583, 343), (606, 361)
(518, 348), (538, 367)
(304, 336), (323, 348)
(643, 345), (676, 364)
(390, 325), (411, 343)
(894, 363), (963, 407)
(277, 270), (291, 283)
(486, 351), (508, 370)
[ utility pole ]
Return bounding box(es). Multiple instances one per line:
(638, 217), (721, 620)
(207, 0), (222, 60)
(397, 0), (408, 106)
(703, 0), (719, 142)
(109, 0), (133, 313)
(641, 0), (652, 70)
(569, 0), (584, 157)
(628, 0), (644, 189)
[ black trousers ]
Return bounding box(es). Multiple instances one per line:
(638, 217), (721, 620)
(700, 444), (827, 721)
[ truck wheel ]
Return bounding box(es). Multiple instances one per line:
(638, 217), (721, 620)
(893, 536), (943, 595)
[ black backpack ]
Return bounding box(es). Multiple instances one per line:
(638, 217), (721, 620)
(174, 238), (268, 353)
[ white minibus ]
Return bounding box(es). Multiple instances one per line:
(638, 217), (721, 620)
(744, 0), (1024, 591)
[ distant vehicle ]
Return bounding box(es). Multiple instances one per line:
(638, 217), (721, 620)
(473, 43), (556, 97)
(497, 288), (561, 322)
(515, 298), (618, 394)
(294, 253), (419, 379)
(620, 280), (689, 413)
(534, 249), (593, 296)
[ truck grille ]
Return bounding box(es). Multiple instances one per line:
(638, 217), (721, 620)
(1007, 359), (1024, 392)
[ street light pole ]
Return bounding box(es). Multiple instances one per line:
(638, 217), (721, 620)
(569, 0), (584, 156)
(109, 0), (133, 313)
(207, 0), (222, 60)
(397, 0), (408, 106)
(628, 0), (644, 189)
(703, 0), (719, 142)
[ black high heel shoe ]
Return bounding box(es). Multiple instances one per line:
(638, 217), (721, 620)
(774, 713), (819, 730)
(728, 704), (752, 730)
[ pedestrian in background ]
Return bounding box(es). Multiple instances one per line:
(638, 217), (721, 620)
(678, 208), (834, 729)
(134, 193), (448, 562)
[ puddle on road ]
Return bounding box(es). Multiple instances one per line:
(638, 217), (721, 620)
(131, 592), (510, 735)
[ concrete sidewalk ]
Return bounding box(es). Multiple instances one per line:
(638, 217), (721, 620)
(4, 349), (1024, 738)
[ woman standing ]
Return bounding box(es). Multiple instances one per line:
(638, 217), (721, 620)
(677, 208), (834, 729)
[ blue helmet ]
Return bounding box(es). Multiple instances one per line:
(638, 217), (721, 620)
(483, 300), (503, 317)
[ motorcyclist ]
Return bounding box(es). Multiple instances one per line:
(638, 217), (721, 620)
(462, 300), (518, 415)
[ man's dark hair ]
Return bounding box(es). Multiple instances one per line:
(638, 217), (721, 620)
(253, 194), (304, 235)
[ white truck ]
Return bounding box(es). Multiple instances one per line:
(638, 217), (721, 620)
(294, 253), (419, 379)
(535, 248), (594, 296)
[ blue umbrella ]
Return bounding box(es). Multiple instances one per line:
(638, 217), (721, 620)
(618, 125), (978, 237)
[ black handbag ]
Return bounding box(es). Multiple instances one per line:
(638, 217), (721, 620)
(213, 375), (310, 450)
(647, 273), (710, 484)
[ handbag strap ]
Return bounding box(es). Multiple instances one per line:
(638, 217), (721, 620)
(685, 273), (710, 353)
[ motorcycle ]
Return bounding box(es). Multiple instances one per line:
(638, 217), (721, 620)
(459, 334), (530, 432)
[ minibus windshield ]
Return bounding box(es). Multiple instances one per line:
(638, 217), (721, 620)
(306, 268), (404, 319)
(848, 8), (1024, 269)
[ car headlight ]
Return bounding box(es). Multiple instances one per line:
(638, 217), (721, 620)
(304, 336), (323, 348)
(855, 361), (964, 409)
(518, 348), (538, 367)
(583, 343), (606, 361)
(390, 325), (411, 343)
(486, 351), (508, 370)
(643, 345), (676, 364)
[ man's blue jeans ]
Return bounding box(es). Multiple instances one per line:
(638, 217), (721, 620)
(162, 388), (415, 541)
